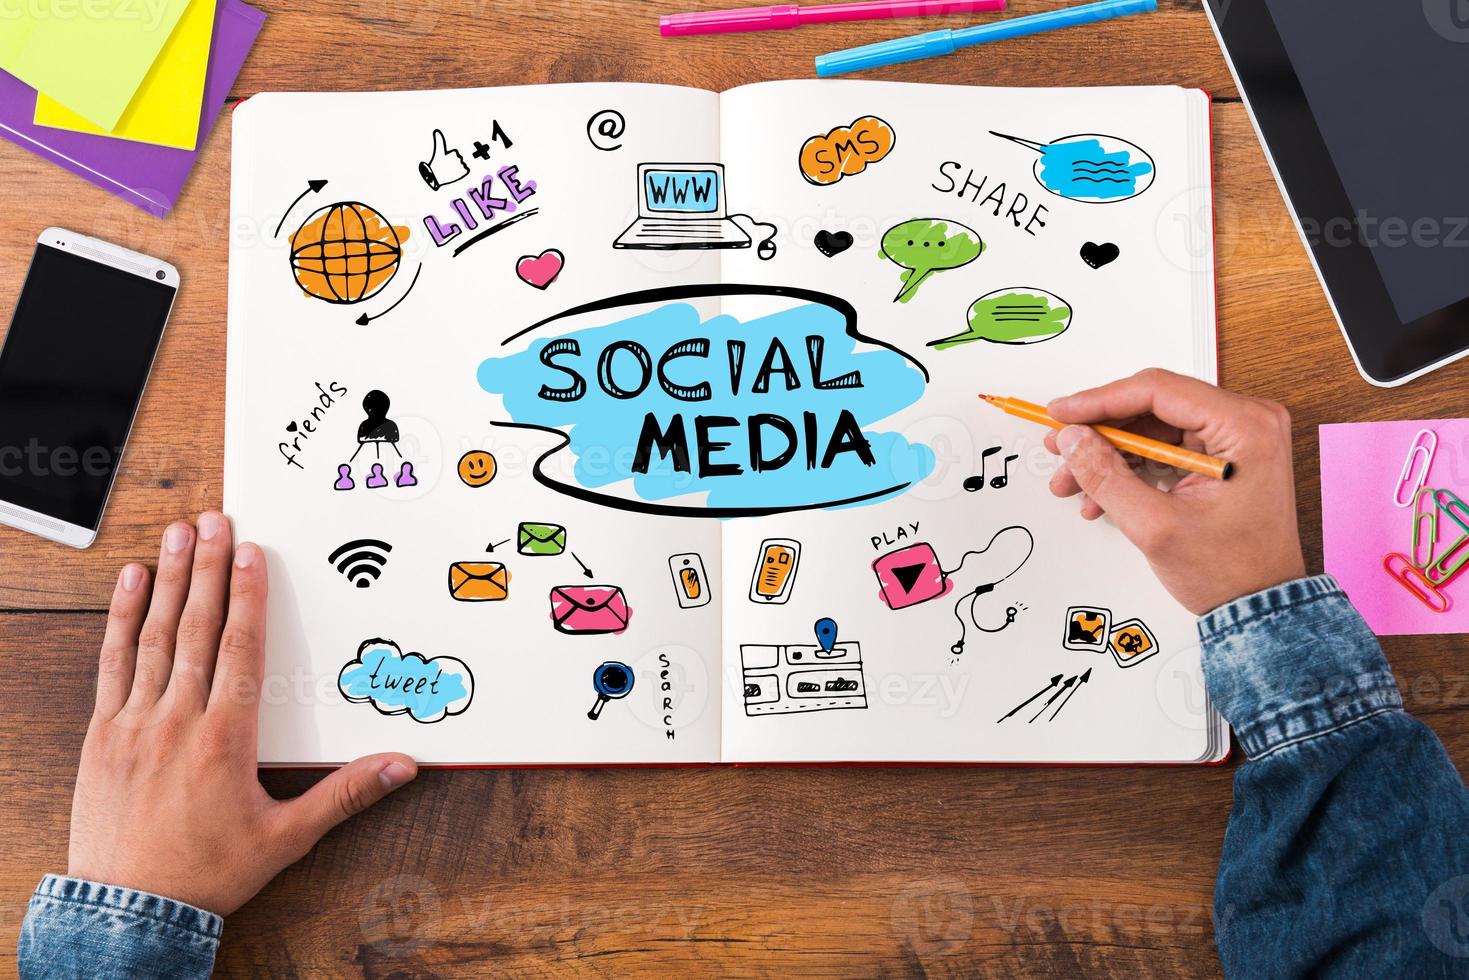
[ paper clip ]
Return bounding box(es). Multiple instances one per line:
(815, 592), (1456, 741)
(1435, 489), (1469, 537)
(1411, 486), (1440, 568)
(1394, 429), (1437, 507)
(1384, 552), (1451, 612)
(1428, 533), (1469, 588)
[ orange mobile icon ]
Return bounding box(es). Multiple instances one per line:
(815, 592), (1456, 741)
(750, 539), (801, 603)
(680, 567), (702, 600)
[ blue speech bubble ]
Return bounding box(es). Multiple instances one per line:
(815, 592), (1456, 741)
(338, 638), (474, 724)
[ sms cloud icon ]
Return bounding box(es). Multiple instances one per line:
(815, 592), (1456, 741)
(799, 115), (896, 186)
(337, 638), (474, 724)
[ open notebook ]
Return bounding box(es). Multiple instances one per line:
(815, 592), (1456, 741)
(226, 80), (1224, 765)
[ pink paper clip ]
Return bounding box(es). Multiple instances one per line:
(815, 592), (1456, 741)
(1394, 428), (1437, 507)
(1384, 552), (1451, 612)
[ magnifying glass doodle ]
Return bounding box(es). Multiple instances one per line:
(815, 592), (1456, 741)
(588, 661), (635, 721)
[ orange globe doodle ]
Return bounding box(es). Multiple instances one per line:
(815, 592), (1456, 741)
(289, 202), (411, 305)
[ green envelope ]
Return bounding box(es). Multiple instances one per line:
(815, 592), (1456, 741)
(518, 522), (566, 556)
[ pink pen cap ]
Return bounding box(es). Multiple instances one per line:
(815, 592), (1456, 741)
(660, 0), (1006, 38)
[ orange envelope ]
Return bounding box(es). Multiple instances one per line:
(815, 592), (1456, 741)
(448, 562), (508, 602)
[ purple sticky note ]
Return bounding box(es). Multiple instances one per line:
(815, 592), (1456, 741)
(0, 0), (265, 217)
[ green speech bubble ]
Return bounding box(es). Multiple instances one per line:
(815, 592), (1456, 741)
(928, 287), (1072, 351)
(879, 218), (984, 304)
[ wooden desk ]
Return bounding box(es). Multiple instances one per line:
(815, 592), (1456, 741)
(2, 1), (1466, 973)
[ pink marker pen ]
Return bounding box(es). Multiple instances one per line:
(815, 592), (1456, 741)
(660, 0), (1006, 38)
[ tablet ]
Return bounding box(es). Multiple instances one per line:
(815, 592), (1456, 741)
(1205, 0), (1469, 386)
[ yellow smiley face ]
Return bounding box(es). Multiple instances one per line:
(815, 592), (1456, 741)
(457, 450), (497, 488)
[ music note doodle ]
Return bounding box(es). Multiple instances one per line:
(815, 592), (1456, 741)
(964, 447), (1017, 491)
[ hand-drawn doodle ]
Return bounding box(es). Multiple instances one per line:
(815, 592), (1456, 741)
(587, 661), (635, 720)
(749, 538), (801, 604)
(613, 163), (777, 259)
(878, 218), (983, 304)
(930, 288), (1072, 350)
(338, 638), (474, 724)
(457, 450), (497, 488)
(353, 263), (422, 326)
(798, 115), (896, 186)
(1080, 241), (1120, 269)
(327, 539), (393, 589)
(550, 584), (631, 634)
(740, 642), (867, 716)
(1108, 618), (1160, 668)
(423, 165), (539, 256)
(364, 463), (388, 489)
(448, 561), (509, 602)
(419, 129), (470, 191)
(518, 522), (567, 556)
(814, 617), (838, 653)
(289, 202), (410, 305)
(516, 248), (565, 289)
(963, 445), (1018, 491)
(395, 462), (417, 487)
(669, 552), (712, 609)
(996, 672), (1063, 723)
(570, 552), (595, 579)
(470, 120), (514, 160)
(479, 284), (934, 518)
(874, 542), (949, 610)
(273, 179), (327, 239)
(990, 131), (1156, 203)
(940, 526), (1036, 656)
(586, 109), (626, 151)
(278, 380), (350, 471)
(350, 390), (403, 464)
(1062, 606), (1112, 653)
(814, 229), (854, 257)
(333, 464), (355, 491)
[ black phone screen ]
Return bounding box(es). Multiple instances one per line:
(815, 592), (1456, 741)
(0, 243), (175, 530)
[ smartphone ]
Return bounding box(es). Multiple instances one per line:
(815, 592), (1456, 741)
(0, 229), (178, 548)
(748, 537), (800, 605)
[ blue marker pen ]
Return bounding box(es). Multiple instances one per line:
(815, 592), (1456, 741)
(815, 0), (1157, 77)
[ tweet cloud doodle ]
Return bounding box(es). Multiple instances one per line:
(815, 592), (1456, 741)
(338, 638), (474, 724)
(798, 115), (896, 186)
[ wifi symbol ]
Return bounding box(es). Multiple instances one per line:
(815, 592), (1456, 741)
(328, 539), (393, 588)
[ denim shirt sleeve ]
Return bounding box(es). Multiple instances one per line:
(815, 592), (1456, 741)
(1200, 575), (1469, 977)
(18, 874), (220, 979)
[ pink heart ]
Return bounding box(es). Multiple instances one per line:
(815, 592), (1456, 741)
(516, 249), (564, 289)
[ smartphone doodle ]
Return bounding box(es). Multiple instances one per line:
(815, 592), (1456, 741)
(668, 552), (712, 609)
(748, 538), (801, 604)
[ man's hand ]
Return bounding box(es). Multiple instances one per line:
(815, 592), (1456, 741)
(68, 513), (417, 916)
(1044, 369), (1307, 615)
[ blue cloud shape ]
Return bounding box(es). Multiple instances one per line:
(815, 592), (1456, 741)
(478, 299), (935, 513)
(338, 638), (474, 724)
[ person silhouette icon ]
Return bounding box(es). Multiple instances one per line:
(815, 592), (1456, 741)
(349, 389), (403, 463)
(394, 461), (418, 487)
(333, 464), (355, 491)
(365, 463), (389, 489)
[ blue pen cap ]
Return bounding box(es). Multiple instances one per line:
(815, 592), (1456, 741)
(815, 29), (957, 77)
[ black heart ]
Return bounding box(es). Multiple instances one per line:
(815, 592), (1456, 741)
(286, 421), (298, 432)
(1080, 241), (1120, 269)
(814, 229), (854, 257)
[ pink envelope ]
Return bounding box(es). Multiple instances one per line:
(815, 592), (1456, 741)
(550, 585), (631, 634)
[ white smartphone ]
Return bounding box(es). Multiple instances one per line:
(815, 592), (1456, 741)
(0, 229), (178, 548)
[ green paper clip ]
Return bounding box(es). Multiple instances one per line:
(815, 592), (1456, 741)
(1430, 532), (1469, 587)
(1435, 489), (1469, 537)
(1412, 487), (1439, 568)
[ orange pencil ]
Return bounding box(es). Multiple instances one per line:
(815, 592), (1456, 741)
(979, 394), (1233, 480)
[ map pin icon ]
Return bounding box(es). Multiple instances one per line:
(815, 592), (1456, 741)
(814, 617), (838, 654)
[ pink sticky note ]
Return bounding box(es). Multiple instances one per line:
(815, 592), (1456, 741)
(1320, 419), (1469, 635)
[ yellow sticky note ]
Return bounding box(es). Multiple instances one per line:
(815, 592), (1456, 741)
(34, 0), (216, 150)
(0, 0), (195, 132)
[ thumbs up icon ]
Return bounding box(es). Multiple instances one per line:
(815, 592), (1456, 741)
(418, 129), (470, 191)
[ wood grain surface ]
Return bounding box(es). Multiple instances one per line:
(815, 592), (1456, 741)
(2, 1), (1468, 975)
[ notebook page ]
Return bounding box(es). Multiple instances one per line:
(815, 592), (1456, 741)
(227, 84), (725, 764)
(715, 81), (1221, 763)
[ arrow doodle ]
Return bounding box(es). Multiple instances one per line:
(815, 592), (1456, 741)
(997, 673), (1063, 723)
(355, 263), (422, 325)
(1048, 668), (1091, 721)
(274, 179), (328, 238)
(571, 552), (594, 579)
(485, 538), (511, 553)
